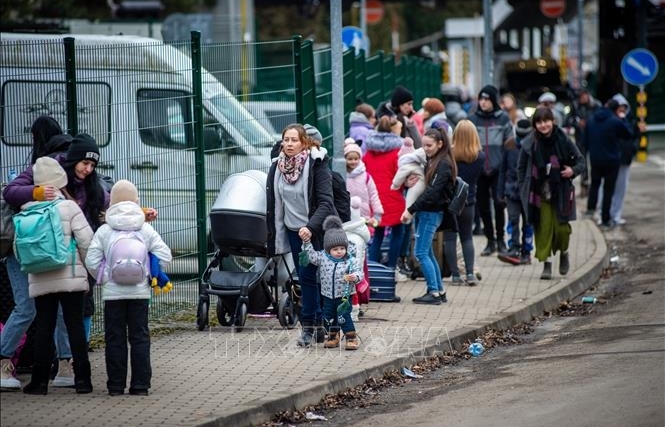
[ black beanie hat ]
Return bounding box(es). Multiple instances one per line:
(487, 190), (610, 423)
(478, 85), (499, 111)
(515, 119), (533, 138)
(391, 85), (414, 109)
(64, 133), (100, 168)
(322, 215), (348, 252)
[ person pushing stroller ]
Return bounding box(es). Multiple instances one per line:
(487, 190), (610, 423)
(301, 215), (363, 350)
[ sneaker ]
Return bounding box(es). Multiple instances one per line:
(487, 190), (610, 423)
(450, 275), (465, 285)
(600, 220), (616, 230)
(615, 218), (627, 225)
(129, 388), (148, 396)
(53, 359), (75, 387)
(519, 253), (532, 265)
(439, 292), (448, 303)
(497, 240), (508, 254)
(584, 209), (595, 217)
(412, 293), (442, 305)
(394, 270), (409, 282)
(497, 249), (521, 266)
(480, 241), (496, 256)
(0, 359), (21, 390)
(466, 273), (478, 286)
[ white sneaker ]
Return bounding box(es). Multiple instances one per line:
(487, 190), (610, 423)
(615, 218), (626, 225)
(0, 359), (21, 390)
(394, 270), (409, 282)
(351, 305), (360, 322)
(53, 359), (75, 387)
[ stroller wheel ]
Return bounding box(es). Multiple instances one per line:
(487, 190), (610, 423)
(196, 299), (209, 331)
(278, 292), (298, 329)
(216, 300), (233, 326)
(234, 302), (247, 332)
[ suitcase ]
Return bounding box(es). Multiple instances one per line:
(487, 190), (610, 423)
(367, 261), (401, 302)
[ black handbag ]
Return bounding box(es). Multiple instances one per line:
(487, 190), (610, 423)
(447, 176), (469, 216)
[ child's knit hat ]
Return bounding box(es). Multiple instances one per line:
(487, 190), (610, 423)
(33, 156), (68, 189)
(323, 215), (348, 252)
(344, 138), (362, 157)
(110, 179), (139, 206)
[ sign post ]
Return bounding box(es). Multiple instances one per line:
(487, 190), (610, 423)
(620, 48), (659, 162)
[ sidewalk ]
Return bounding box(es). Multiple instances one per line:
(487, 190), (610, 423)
(0, 218), (607, 427)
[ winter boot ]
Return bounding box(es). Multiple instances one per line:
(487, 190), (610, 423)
(23, 363), (51, 395)
(540, 262), (553, 280)
(313, 320), (326, 344)
(344, 331), (360, 351)
(324, 331), (340, 348)
(559, 251), (570, 275)
(480, 240), (497, 256)
(73, 359), (92, 394)
(296, 321), (315, 347)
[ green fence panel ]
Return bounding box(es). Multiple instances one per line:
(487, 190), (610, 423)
(342, 49), (356, 135)
(354, 50), (367, 105)
(294, 37), (318, 129)
(364, 51), (384, 108)
(313, 47), (333, 151)
(382, 53), (396, 101)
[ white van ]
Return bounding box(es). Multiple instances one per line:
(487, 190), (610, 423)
(0, 33), (275, 265)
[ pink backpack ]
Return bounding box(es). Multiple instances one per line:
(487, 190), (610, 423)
(102, 230), (149, 285)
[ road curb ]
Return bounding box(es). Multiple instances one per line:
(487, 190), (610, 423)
(208, 220), (609, 427)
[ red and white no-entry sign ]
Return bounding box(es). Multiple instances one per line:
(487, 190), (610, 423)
(540, 0), (566, 18)
(365, 0), (385, 24)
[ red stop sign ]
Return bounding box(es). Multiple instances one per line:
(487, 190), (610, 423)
(540, 0), (566, 18)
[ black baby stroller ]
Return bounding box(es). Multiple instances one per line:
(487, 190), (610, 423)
(196, 170), (300, 332)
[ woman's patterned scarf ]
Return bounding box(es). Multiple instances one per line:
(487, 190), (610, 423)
(277, 150), (309, 184)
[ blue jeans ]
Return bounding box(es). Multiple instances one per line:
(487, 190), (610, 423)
(287, 229), (321, 324)
(104, 299), (151, 392)
(368, 224), (406, 268)
(322, 296), (355, 334)
(413, 211), (443, 294)
(0, 255), (35, 358)
(55, 306), (72, 359)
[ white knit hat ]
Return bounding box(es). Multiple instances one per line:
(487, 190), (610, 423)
(110, 179), (139, 206)
(33, 156), (67, 189)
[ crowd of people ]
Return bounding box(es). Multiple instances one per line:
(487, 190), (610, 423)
(1, 82), (642, 393)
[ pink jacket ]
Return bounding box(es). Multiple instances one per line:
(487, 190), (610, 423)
(345, 162), (383, 222)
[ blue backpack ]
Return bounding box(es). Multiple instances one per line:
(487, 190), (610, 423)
(12, 200), (76, 274)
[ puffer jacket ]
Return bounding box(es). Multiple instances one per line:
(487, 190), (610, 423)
(20, 194), (94, 298)
(362, 131), (406, 226)
(302, 241), (362, 299)
(85, 201), (172, 301)
(345, 162), (383, 222)
(468, 108), (515, 175)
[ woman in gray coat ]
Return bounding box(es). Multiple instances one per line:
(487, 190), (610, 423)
(518, 107), (586, 280)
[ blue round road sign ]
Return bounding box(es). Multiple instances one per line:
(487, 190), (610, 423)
(621, 48), (659, 86)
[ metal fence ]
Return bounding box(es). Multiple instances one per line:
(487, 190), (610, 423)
(0, 31), (442, 336)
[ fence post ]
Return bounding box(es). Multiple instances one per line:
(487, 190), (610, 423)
(63, 37), (78, 136)
(292, 35), (304, 124)
(190, 30), (208, 279)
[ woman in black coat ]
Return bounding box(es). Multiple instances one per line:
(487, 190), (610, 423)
(266, 124), (336, 347)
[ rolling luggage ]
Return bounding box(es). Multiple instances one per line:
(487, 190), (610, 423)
(367, 261), (401, 302)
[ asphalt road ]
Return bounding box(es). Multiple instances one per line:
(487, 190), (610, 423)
(300, 144), (665, 427)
